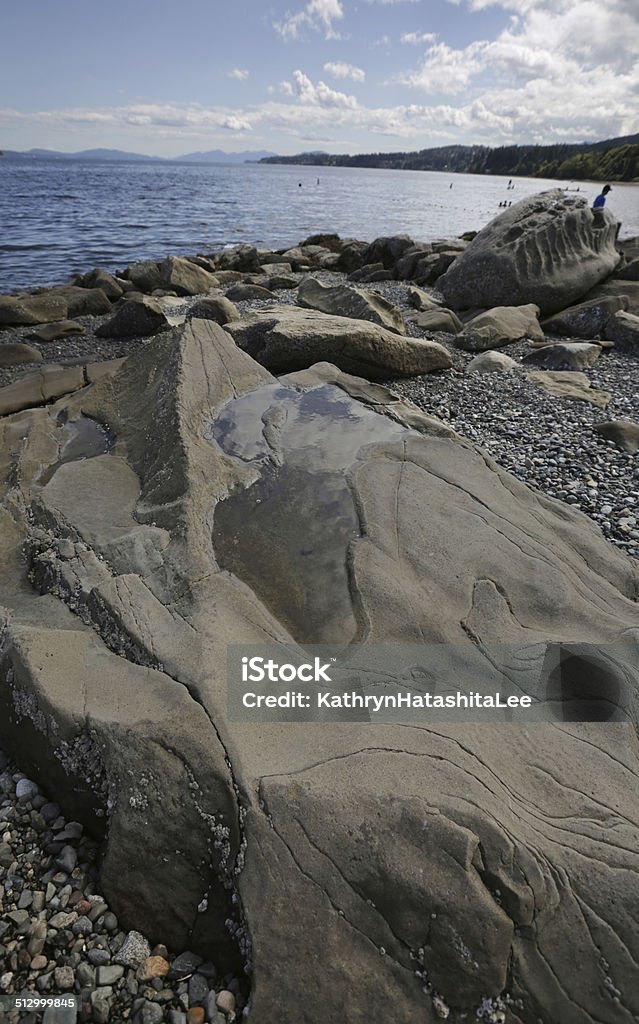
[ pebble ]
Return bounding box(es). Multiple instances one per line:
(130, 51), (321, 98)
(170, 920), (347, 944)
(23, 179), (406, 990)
(138, 956), (170, 981)
(114, 930), (152, 969)
(216, 989), (236, 1016)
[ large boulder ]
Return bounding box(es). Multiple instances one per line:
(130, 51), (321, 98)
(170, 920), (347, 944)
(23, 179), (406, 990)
(455, 304), (544, 351)
(0, 320), (638, 1024)
(95, 297), (169, 338)
(297, 277), (405, 334)
(439, 190), (621, 315)
(542, 294), (629, 338)
(0, 292), (68, 327)
(0, 342), (43, 367)
(523, 342), (602, 370)
(161, 256), (219, 296)
(225, 306), (452, 379)
(49, 285), (112, 317)
(604, 310), (639, 352)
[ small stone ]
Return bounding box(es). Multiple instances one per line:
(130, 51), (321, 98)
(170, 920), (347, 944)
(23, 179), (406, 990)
(71, 915), (93, 936)
(138, 956), (170, 982)
(30, 955), (48, 970)
(169, 1012), (187, 1024)
(90, 987), (113, 1024)
(169, 950), (203, 980)
(103, 912), (118, 932)
(188, 972), (209, 1005)
(187, 1009), (205, 1024)
(151, 944), (169, 960)
(76, 962), (95, 988)
(27, 920), (47, 957)
(114, 930), (151, 969)
(216, 990), (236, 1017)
(87, 948), (111, 967)
(138, 1000), (164, 1024)
(15, 778), (39, 803)
(96, 964), (124, 986)
(54, 965), (75, 990)
(55, 845), (78, 874)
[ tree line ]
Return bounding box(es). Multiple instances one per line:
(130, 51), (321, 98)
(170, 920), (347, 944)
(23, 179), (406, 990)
(260, 136), (639, 182)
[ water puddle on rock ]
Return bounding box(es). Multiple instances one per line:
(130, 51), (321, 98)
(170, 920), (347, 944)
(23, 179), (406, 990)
(38, 415), (115, 486)
(210, 383), (406, 644)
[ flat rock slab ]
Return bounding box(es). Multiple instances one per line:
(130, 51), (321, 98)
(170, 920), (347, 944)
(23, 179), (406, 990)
(440, 189), (621, 315)
(29, 320), (85, 342)
(0, 320), (638, 1024)
(0, 364), (85, 416)
(526, 369), (611, 406)
(297, 277), (406, 334)
(225, 305), (452, 379)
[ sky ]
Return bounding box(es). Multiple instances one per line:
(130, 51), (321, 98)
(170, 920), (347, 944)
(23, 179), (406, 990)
(1, 0), (638, 156)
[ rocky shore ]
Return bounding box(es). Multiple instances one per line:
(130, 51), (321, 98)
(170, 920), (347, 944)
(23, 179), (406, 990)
(1, 189), (638, 1024)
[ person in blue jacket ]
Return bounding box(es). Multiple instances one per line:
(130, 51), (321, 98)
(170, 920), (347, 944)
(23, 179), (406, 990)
(593, 184), (611, 209)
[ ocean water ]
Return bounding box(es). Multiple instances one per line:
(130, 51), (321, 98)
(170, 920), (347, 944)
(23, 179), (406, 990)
(1, 158), (637, 294)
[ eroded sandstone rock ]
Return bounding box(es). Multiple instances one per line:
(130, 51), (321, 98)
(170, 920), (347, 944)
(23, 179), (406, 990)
(225, 305), (452, 379)
(0, 321), (638, 1024)
(440, 190), (621, 315)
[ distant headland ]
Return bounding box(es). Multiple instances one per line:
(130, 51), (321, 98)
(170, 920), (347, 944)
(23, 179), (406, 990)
(259, 133), (639, 182)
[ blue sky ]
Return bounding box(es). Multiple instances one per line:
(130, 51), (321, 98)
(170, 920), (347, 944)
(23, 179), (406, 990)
(1, 0), (637, 156)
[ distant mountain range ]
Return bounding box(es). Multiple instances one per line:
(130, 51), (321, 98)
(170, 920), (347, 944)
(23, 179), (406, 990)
(0, 147), (277, 164)
(260, 133), (639, 182)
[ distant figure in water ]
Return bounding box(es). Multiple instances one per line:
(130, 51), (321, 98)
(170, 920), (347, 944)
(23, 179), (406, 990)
(298, 182), (302, 187)
(449, 182), (453, 189)
(593, 184), (611, 210)
(317, 178), (320, 185)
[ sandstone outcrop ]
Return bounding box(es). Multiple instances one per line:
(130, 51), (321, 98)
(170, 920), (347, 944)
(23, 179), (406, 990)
(225, 306), (452, 379)
(1, 320), (638, 1024)
(439, 190), (621, 315)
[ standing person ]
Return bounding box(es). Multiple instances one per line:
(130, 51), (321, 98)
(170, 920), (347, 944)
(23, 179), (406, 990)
(593, 184), (611, 209)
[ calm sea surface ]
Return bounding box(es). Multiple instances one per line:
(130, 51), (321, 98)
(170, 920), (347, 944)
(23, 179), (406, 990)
(1, 159), (638, 294)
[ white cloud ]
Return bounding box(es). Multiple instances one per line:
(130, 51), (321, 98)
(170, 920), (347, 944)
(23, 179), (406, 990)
(280, 80), (294, 96)
(400, 31), (437, 44)
(227, 68), (249, 81)
(222, 115), (252, 131)
(292, 70), (359, 108)
(323, 61), (366, 82)
(275, 0), (344, 41)
(402, 41), (486, 94)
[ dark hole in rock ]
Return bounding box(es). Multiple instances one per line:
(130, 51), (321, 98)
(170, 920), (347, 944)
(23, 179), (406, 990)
(210, 382), (406, 645)
(38, 415), (115, 486)
(544, 646), (622, 722)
